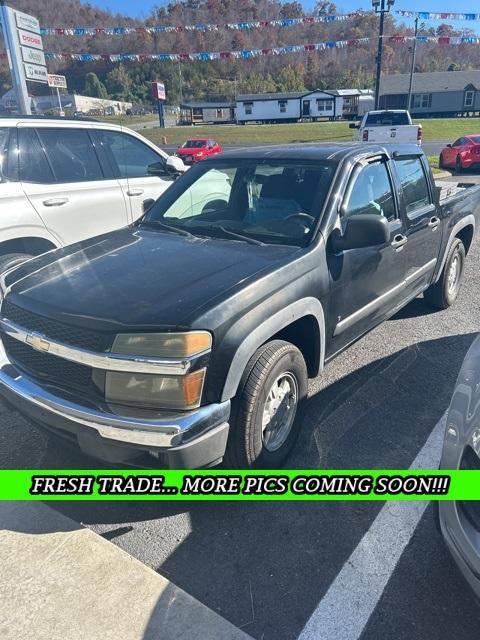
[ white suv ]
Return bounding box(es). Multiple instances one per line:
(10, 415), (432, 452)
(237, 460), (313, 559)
(0, 116), (184, 272)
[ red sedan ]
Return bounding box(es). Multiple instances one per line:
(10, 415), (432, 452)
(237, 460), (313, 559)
(176, 138), (223, 165)
(439, 135), (480, 173)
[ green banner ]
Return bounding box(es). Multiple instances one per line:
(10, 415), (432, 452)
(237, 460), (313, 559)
(0, 469), (478, 500)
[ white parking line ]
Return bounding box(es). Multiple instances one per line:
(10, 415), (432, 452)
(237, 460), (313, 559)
(297, 413), (447, 640)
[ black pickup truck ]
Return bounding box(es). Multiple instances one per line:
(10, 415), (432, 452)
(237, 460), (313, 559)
(0, 144), (478, 468)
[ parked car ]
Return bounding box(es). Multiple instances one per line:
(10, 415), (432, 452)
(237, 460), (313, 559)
(438, 334), (480, 599)
(0, 116), (186, 274)
(0, 144), (478, 468)
(439, 135), (480, 173)
(351, 110), (422, 145)
(176, 138), (223, 164)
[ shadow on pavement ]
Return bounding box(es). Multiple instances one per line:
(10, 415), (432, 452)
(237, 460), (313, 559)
(47, 333), (479, 639)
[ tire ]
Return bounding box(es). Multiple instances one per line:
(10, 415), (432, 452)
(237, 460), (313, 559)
(456, 155), (463, 174)
(0, 253), (33, 275)
(424, 238), (466, 309)
(224, 340), (308, 469)
(439, 153), (446, 170)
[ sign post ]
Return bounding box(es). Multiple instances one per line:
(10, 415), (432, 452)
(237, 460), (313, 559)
(151, 81), (166, 128)
(48, 74), (67, 117)
(0, 5), (47, 115)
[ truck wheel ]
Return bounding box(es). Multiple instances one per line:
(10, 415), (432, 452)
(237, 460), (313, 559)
(0, 253), (33, 275)
(225, 340), (308, 469)
(424, 238), (465, 309)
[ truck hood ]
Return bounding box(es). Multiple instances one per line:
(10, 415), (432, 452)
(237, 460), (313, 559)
(4, 227), (299, 330)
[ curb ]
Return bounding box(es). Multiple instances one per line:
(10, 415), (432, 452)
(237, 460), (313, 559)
(0, 501), (252, 640)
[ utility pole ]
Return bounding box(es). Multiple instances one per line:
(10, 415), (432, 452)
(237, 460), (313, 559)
(407, 17), (419, 112)
(178, 62), (183, 104)
(372, 0), (395, 110)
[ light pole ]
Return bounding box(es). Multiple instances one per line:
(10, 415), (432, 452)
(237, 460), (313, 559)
(372, 0), (395, 110)
(407, 17), (419, 112)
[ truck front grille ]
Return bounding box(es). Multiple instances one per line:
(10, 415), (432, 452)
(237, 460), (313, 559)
(1, 300), (108, 352)
(2, 333), (97, 393)
(0, 300), (108, 396)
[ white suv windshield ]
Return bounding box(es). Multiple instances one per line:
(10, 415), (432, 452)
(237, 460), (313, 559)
(144, 159), (336, 246)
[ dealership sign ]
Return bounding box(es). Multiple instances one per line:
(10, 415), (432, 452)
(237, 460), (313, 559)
(24, 63), (48, 83)
(15, 10), (40, 34)
(17, 28), (43, 50)
(152, 81), (166, 101)
(48, 74), (67, 89)
(21, 46), (46, 66)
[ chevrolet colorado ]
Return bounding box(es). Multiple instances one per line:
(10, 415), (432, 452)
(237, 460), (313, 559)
(0, 144), (478, 468)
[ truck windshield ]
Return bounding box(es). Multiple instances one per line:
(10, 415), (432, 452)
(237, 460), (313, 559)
(143, 159), (336, 246)
(365, 112), (410, 126)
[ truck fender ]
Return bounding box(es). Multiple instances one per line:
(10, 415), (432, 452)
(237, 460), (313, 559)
(221, 297), (325, 402)
(434, 215), (475, 283)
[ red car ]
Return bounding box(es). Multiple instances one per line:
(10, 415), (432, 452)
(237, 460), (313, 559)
(439, 135), (480, 173)
(176, 138), (223, 165)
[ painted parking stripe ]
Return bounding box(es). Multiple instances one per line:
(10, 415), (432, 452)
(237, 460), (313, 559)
(297, 413), (446, 640)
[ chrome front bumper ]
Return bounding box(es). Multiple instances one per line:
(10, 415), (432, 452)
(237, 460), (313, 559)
(0, 343), (230, 467)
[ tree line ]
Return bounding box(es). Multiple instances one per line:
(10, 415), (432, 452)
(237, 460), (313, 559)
(2, 0), (480, 106)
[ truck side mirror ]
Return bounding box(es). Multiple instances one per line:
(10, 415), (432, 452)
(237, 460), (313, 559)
(332, 214), (390, 251)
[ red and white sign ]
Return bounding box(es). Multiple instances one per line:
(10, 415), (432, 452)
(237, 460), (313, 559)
(152, 81), (166, 101)
(18, 29), (43, 50)
(48, 74), (67, 89)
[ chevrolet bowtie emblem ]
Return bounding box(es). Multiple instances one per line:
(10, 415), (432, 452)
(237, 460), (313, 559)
(26, 333), (50, 353)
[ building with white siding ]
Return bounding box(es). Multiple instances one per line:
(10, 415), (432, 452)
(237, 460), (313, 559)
(236, 90), (343, 123)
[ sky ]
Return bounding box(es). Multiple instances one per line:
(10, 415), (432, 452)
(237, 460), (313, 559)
(89, 1), (479, 35)
(92, 1), (480, 19)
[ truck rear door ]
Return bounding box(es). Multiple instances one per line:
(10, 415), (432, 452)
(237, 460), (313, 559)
(391, 153), (442, 298)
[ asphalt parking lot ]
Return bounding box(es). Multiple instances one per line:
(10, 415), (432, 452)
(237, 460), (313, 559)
(1, 176), (480, 638)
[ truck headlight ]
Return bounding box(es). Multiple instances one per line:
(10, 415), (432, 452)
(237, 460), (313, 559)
(106, 332), (211, 409)
(105, 368), (206, 410)
(111, 331), (211, 358)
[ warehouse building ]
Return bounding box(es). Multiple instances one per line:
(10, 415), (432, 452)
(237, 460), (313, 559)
(379, 70), (480, 117)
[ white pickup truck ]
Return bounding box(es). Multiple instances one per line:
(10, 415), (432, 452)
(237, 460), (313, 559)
(351, 110), (422, 145)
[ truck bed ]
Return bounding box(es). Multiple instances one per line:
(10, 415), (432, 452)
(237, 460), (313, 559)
(435, 180), (480, 205)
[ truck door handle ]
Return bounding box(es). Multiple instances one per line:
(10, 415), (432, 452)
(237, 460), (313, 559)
(127, 188), (144, 196)
(428, 216), (440, 229)
(391, 234), (408, 249)
(43, 197), (69, 207)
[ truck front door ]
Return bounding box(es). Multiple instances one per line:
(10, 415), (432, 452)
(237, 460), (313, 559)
(326, 156), (408, 357)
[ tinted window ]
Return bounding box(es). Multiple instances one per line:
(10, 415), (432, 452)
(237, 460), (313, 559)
(452, 139), (462, 147)
(145, 160), (336, 247)
(183, 140), (206, 148)
(343, 162), (396, 222)
(394, 157), (431, 215)
(365, 112), (410, 126)
(36, 128), (103, 183)
(18, 128), (55, 184)
(470, 136), (480, 144)
(100, 131), (163, 178)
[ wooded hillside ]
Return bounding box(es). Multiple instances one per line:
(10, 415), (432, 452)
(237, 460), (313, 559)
(2, 0), (480, 104)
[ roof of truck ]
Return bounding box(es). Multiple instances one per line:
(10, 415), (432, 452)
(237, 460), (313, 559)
(210, 142), (423, 162)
